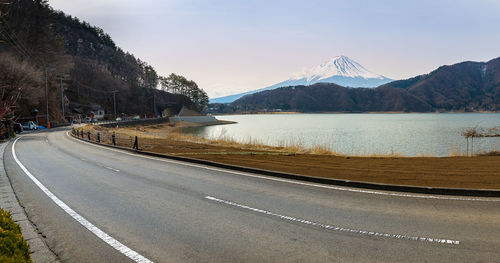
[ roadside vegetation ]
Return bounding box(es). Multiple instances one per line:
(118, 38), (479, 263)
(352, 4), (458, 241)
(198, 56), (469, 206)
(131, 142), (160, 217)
(462, 126), (500, 156)
(0, 208), (31, 263)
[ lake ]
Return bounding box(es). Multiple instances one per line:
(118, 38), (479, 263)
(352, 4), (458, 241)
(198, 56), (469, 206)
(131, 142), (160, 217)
(182, 113), (500, 157)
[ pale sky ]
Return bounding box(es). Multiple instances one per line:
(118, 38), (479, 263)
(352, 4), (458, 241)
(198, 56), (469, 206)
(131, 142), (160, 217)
(49, 0), (500, 98)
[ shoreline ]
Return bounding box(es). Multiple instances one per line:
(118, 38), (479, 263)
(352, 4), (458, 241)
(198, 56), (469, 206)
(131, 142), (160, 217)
(213, 111), (500, 116)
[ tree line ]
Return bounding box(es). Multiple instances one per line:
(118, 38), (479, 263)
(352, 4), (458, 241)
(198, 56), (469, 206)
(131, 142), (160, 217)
(160, 73), (209, 112)
(0, 0), (208, 136)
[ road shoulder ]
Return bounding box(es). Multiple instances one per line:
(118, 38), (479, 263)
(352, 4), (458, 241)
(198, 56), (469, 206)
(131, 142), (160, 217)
(0, 141), (60, 263)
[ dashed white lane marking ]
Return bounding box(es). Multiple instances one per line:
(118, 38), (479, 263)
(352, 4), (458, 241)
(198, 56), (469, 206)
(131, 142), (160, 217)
(67, 132), (500, 202)
(105, 166), (120, 172)
(205, 196), (460, 245)
(12, 138), (153, 263)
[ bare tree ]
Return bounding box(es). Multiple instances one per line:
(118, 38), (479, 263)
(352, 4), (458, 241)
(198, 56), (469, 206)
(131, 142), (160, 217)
(0, 54), (42, 120)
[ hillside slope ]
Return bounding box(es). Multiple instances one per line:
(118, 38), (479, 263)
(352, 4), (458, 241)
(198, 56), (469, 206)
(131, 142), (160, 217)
(0, 0), (203, 123)
(383, 57), (500, 111)
(222, 83), (432, 112)
(52, 11), (197, 116)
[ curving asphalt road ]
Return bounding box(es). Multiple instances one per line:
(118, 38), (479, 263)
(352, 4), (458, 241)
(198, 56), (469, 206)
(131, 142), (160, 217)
(3, 128), (500, 262)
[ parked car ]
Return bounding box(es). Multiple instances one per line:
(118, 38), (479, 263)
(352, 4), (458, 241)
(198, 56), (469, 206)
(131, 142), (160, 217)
(85, 117), (92, 123)
(132, 115), (140, 120)
(14, 123), (23, 134)
(115, 117), (122, 121)
(21, 121), (38, 130)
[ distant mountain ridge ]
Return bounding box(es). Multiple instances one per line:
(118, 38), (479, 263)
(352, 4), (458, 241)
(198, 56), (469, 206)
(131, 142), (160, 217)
(210, 57), (500, 113)
(210, 56), (392, 103)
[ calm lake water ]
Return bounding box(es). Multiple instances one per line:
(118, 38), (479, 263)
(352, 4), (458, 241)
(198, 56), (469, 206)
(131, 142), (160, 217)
(182, 113), (500, 157)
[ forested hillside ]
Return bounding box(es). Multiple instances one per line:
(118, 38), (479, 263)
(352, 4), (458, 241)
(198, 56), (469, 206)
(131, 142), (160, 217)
(381, 58), (500, 111)
(0, 0), (208, 126)
(217, 83), (433, 113)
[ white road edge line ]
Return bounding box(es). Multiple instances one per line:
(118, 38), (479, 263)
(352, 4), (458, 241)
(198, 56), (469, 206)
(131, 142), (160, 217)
(12, 138), (153, 263)
(67, 131), (500, 202)
(205, 196), (460, 245)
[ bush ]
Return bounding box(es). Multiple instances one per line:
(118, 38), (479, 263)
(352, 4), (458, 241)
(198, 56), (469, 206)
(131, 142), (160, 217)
(479, 151), (500, 156)
(0, 208), (32, 263)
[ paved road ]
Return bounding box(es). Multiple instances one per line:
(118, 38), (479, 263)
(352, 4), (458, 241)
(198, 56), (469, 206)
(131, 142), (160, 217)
(3, 129), (500, 262)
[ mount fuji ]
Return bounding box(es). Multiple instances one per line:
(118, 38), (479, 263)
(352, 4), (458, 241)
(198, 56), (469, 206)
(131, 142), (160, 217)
(210, 56), (393, 104)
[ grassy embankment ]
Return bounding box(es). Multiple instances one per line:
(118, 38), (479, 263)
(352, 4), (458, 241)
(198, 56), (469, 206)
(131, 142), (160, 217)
(0, 208), (32, 263)
(78, 123), (500, 190)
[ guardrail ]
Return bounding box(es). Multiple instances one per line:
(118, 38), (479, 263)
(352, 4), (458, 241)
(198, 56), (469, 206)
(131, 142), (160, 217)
(71, 128), (142, 150)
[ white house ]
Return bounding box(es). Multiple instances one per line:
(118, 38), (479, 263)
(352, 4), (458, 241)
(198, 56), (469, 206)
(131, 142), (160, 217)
(90, 104), (105, 120)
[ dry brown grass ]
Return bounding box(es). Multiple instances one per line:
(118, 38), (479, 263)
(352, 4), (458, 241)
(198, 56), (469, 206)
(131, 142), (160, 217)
(73, 124), (500, 189)
(448, 143), (466, 157)
(364, 151), (406, 158)
(77, 124), (422, 157)
(166, 131), (341, 155)
(78, 124), (344, 155)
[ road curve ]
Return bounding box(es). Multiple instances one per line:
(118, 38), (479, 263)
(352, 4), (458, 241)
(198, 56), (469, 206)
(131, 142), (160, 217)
(3, 128), (500, 262)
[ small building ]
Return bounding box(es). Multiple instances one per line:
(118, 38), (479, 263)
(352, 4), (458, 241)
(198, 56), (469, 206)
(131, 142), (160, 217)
(90, 104), (105, 120)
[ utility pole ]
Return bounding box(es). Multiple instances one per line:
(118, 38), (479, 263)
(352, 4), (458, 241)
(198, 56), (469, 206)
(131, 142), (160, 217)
(57, 74), (69, 119)
(110, 90), (119, 118)
(45, 68), (49, 128)
(153, 91), (157, 117)
(45, 67), (55, 128)
(61, 77), (64, 117)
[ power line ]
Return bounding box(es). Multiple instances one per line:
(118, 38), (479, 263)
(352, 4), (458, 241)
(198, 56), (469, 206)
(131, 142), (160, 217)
(0, 18), (33, 57)
(0, 25), (46, 70)
(0, 30), (30, 59)
(72, 79), (117, 94)
(0, 16), (48, 68)
(0, 17), (35, 60)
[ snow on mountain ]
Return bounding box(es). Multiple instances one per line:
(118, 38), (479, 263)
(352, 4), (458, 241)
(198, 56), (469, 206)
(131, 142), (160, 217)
(210, 56), (392, 104)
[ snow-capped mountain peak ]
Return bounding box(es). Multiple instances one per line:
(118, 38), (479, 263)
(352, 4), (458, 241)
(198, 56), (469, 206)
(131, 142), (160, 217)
(210, 55), (393, 104)
(292, 55), (384, 81)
